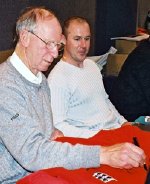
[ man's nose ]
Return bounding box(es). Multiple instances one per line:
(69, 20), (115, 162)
(49, 46), (59, 58)
(80, 39), (86, 47)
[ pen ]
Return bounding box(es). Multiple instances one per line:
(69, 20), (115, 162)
(133, 137), (148, 171)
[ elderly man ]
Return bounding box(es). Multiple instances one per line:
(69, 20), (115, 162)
(0, 7), (146, 183)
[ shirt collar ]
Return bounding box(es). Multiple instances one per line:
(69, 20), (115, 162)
(10, 52), (42, 84)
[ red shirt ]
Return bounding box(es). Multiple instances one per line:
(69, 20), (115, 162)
(17, 126), (150, 184)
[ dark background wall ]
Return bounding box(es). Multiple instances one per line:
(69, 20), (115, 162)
(95, 0), (138, 55)
(0, 0), (149, 55)
(0, 0), (96, 54)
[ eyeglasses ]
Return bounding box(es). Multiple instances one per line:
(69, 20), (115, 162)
(28, 30), (64, 51)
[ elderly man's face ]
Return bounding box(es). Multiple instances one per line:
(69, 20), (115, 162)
(26, 17), (63, 75)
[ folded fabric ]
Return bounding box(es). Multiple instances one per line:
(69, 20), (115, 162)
(17, 168), (100, 184)
(17, 170), (70, 184)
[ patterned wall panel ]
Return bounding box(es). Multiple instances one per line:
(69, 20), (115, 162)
(138, 0), (150, 27)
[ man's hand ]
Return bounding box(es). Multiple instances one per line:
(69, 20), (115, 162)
(100, 143), (146, 169)
(50, 128), (64, 140)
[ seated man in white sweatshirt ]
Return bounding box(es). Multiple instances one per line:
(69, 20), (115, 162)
(48, 16), (131, 138)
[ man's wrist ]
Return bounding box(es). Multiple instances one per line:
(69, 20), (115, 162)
(99, 146), (108, 165)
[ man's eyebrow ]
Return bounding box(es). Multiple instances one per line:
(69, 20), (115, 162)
(74, 35), (82, 37)
(86, 36), (91, 38)
(74, 35), (91, 38)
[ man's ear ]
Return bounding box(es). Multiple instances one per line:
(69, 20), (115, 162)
(19, 30), (30, 47)
(61, 34), (66, 45)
